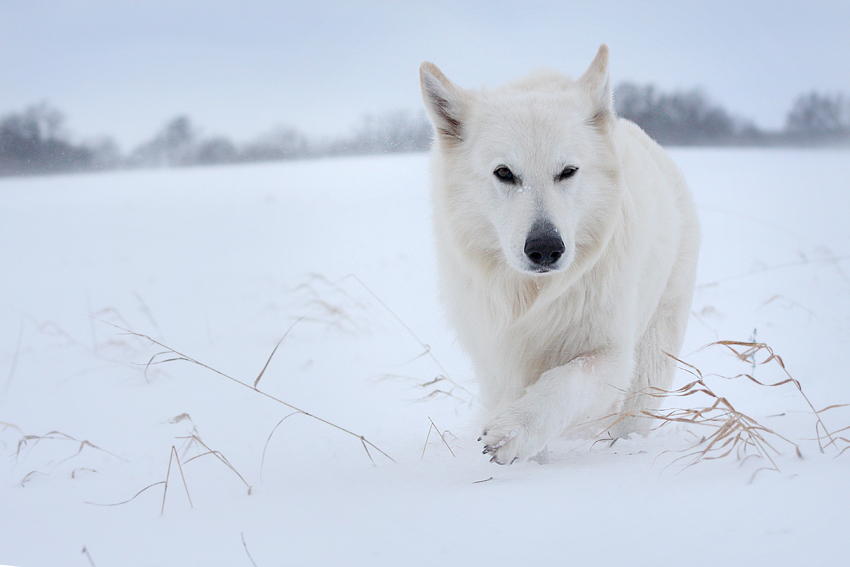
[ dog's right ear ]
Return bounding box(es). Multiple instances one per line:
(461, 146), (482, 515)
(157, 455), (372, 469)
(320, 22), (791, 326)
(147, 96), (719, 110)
(420, 62), (466, 142)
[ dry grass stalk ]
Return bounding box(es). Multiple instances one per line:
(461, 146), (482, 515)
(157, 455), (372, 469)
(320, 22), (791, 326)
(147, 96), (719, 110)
(242, 532), (259, 567)
(292, 274), (371, 334)
(260, 411), (301, 481)
(826, 426), (850, 457)
(823, 434), (850, 456)
(20, 470), (54, 487)
(1, 421), (23, 452)
(86, 481), (166, 508)
(81, 545), (97, 567)
(177, 433), (252, 495)
(15, 430), (126, 465)
(71, 467), (98, 478)
(104, 322), (395, 465)
(696, 254), (850, 289)
(253, 314), (309, 389)
(1, 421), (23, 433)
(378, 373), (471, 405)
(4, 320), (24, 394)
(166, 413), (202, 457)
(161, 445), (192, 515)
(421, 417), (456, 458)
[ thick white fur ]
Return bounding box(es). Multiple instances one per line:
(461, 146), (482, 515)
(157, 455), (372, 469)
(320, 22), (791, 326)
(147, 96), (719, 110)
(420, 45), (700, 464)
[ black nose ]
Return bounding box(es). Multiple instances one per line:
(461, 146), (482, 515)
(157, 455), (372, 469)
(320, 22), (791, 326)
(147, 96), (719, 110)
(524, 221), (565, 267)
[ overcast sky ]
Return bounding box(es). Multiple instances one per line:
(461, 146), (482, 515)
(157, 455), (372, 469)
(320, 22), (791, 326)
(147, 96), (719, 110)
(2, 0), (849, 151)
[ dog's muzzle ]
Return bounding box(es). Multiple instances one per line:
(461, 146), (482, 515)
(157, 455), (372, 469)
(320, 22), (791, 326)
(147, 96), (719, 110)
(524, 220), (565, 271)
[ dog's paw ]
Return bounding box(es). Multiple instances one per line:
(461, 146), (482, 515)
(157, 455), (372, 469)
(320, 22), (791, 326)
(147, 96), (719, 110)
(479, 428), (520, 465)
(479, 411), (547, 465)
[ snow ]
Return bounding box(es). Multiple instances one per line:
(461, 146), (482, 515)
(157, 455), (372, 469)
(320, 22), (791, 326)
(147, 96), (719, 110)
(2, 148), (850, 566)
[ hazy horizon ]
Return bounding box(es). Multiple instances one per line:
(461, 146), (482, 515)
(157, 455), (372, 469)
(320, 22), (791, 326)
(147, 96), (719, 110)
(2, 1), (849, 151)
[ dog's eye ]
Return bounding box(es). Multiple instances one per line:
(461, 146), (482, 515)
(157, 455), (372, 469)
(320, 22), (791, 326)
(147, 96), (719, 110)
(494, 166), (516, 183)
(494, 166), (515, 182)
(557, 166), (578, 181)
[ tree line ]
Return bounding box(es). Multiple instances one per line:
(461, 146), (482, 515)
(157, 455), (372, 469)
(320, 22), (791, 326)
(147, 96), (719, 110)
(2, 86), (848, 177)
(615, 85), (850, 146)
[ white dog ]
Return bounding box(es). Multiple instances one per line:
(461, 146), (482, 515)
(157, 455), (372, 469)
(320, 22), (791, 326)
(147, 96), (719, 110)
(419, 45), (700, 464)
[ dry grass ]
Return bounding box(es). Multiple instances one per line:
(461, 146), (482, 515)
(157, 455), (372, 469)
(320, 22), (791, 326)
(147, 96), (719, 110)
(20, 470), (54, 487)
(291, 273), (372, 335)
(81, 545), (97, 567)
(88, 432), (251, 514)
(86, 277), (467, 511)
(86, 480), (165, 509)
(300, 273), (473, 402)
(102, 272), (468, 477)
(3, 321), (24, 394)
(105, 321), (395, 466)
(14, 429), (127, 485)
(378, 372), (473, 405)
(177, 433), (252, 495)
(161, 445), (193, 514)
(241, 532), (259, 567)
(12, 303), (166, 388)
(0, 421), (23, 451)
(84, 273), (463, 503)
(696, 254), (850, 290)
(611, 340), (849, 480)
(421, 417), (457, 458)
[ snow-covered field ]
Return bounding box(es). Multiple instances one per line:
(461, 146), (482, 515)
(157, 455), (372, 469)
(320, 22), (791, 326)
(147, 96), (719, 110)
(2, 148), (849, 566)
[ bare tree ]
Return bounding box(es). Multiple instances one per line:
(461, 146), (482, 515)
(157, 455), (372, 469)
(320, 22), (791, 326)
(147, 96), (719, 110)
(241, 126), (310, 162)
(786, 92), (850, 140)
(323, 110), (431, 156)
(0, 103), (92, 175)
(194, 137), (238, 165)
(129, 115), (197, 167)
(615, 83), (736, 145)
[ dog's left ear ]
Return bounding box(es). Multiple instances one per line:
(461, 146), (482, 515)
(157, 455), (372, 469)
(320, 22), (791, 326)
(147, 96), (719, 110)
(578, 44), (613, 123)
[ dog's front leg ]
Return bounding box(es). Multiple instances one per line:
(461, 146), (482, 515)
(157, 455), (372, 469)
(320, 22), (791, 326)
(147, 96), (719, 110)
(480, 353), (629, 464)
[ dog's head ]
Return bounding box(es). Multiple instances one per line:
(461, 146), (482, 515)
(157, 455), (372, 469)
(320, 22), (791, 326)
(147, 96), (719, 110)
(420, 45), (622, 276)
